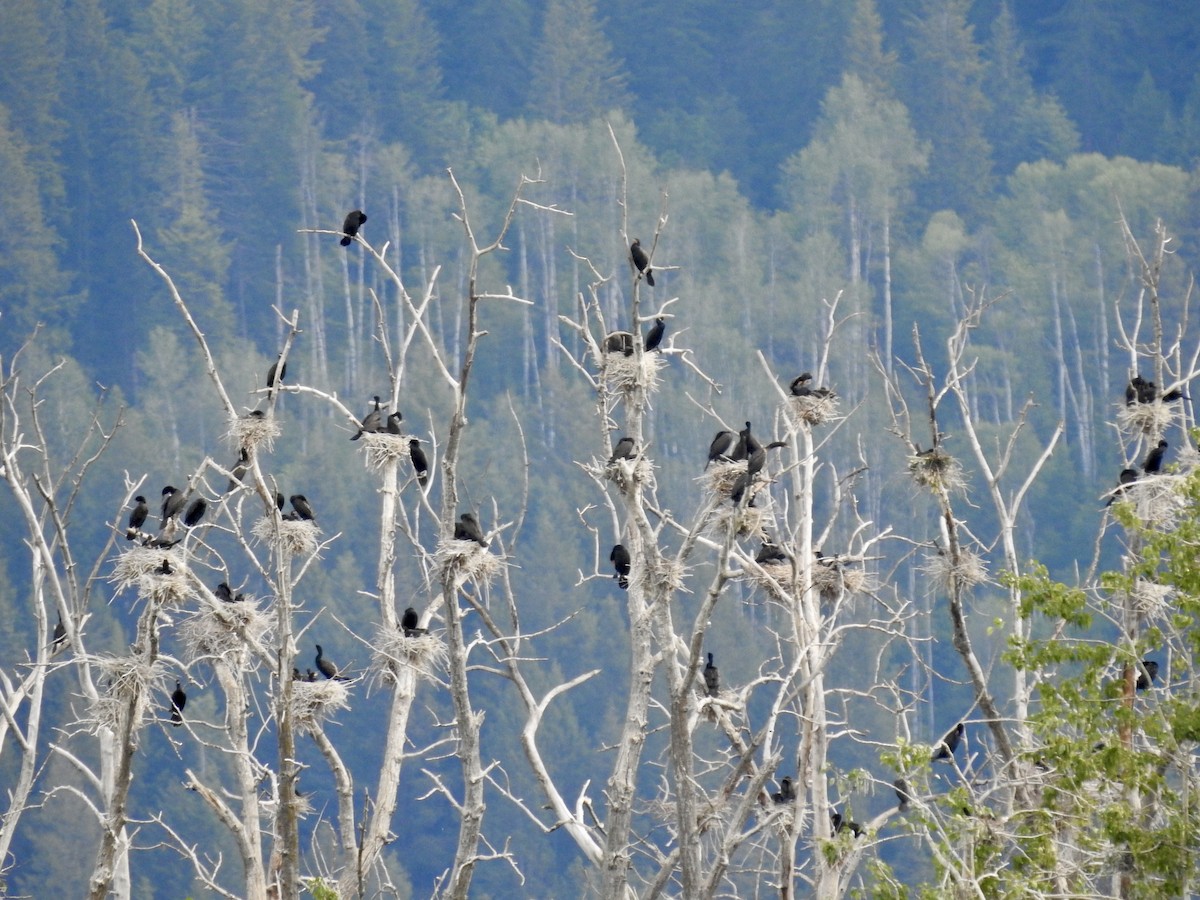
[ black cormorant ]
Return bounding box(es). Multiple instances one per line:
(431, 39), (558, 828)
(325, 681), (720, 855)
(771, 776), (795, 804)
(1143, 439), (1168, 474)
(894, 778), (911, 812)
(604, 332), (634, 356)
(340, 209), (367, 246)
(409, 439), (429, 486)
(305, 669), (318, 682)
(183, 497), (207, 527)
(386, 412), (404, 435)
(932, 721), (964, 761)
(706, 430), (735, 469)
(267, 354), (286, 396)
(1163, 386), (1189, 402)
(703, 652), (719, 697)
(170, 680), (187, 726)
(52, 616), (66, 651)
(609, 437), (636, 463)
(352, 396), (384, 440)
(155, 558), (173, 575)
(610, 543), (631, 589)
(630, 239), (654, 286)
(756, 539), (789, 565)
(644, 317), (665, 352)
(454, 513), (487, 546)
(1137, 659), (1160, 690)
(126, 495), (149, 539)
(830, 811), (863, 837)
(1106, 467), (1139, 506)
(402, 607), (423, 637)
(290, 494), (316, 522)
(315, 644), (346, 680)
(228, 448), (249, 491)
(161, 486), (187, 522)
(790, 372), (813, 396)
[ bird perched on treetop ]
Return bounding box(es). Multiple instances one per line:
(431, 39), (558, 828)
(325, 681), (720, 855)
(610, 543), (631, 589)
(604, 332), (634, 356)
(790, 372), (814, 396)
(170, 680), (187, 726)
(894, 778), (911, 812)
(386, 411), (404, 436)
(932, 721), (964, 761)
(267, 354), (286, 397)
(126, 495), (148, 540)
(703, 652), (719, 697)
(352, 396), (384, 440)
(630, 239), (654, 286)
(409, 439), (429, 486)
(340, 209), (367, 247)
(1142, 439), (1168, 474)
(644, 317), (666, 352)
(454, 512), (487, 547)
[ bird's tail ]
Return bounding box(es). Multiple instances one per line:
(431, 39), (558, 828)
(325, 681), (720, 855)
(617, 575), (629, 590)
(340, 236), (353, 247)
(645, 270), (655, 287)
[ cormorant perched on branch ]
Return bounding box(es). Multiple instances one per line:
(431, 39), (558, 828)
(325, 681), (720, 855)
(215, 582), (244, 603)
(630, 239), (654, 286)
(290, 494), (316, 522)
(771, 777), (795, 804)
(830, 811), (863, 837)
(610, 543), (631, 589)
(170, 681), (187, 726)
(402, 607), (425, 637)
(706, 430), (735, 469)
(644, 317), (665, 352)
(315, 644), (346, 680)
(1137, 659), (1160, 690)
(126, 495), (148, 540)
(454, 513), (487, 547)
(409, 439), (429, 486)
(52, 616), (66, 651)
(340, 209), (367, 247)
(160, 486), (187, 522)
(1106, 467), (1139, 506)
(1142, 439), (1168, 474)
(609, 436), (636, 463)
(894, 778), (911, 812)
(352, 396), (383, 440)
(932, 721), (964, 761)
(228, 448), (249, 491)
(703, 653), (719, 697)
(1162, 385), (1189, 402)
(183, 497), (207, 528)
(267, 354), (286, 396)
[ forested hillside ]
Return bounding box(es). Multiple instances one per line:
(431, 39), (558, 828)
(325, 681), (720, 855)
(2, 0), (1200, 896)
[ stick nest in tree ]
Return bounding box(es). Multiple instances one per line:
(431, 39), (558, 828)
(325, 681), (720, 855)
(923, 547), (990, 594)
(1120, 475), (1185, 529)
(227, 412), (281, 452)
(1117, 401), (1174, 437)
(435, 539), (504, 585)
(602, 350), (665, 395)
(371, 626), (447, 684)
(180, 598), (271, 662)
(588, 454), (654, 492)
(87, 655), (163, 736)
(699, 460), (751, 498)
(785, 392), (840, 427)
(1128, 578), (1173, 619)
(908, 448), (965, 491)
(748, 560), (796, 600)
(813, 559), (871, 603)
(290, 679), (350, 734)
(641, 556), (688, 596)
(111, 546), (186, 593)
(252, 516), (320, 557)
(707, 499), (771, 545)
(359, 431), (409, 472)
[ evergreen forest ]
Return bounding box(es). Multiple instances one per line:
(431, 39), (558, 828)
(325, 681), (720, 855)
(3, 0), (1200, 896)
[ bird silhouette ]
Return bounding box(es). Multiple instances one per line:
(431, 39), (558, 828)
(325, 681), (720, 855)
(932, 722), (964, 761)
(352, 396), (384, 440)
(315, 644), (346, 680)
(160, 486), (186, 523)
(610, 544), (631, 589)
(126, 495), (148, 540)
(830, 811), (863, 837)
(402, 607), (425, 637)
(771, 777), (795, 804)
(290, 495), (316, 522)
(703, 652), (719, 697)
(409, 439), (429, 486)
(1107, 467), (1140, 506)
(1142, 439), (1168, 474)
(630, 239), (654, 286)
(706, 430), (736, 469)
(170, 680), (187, 726)
(1136, 659), (1159, 690)
(604, 332), (634, 356)
(386, 412), (404, 436)
(644, 317), (665, 352)
(267, 354), (287, 398)
(454, 513), (487, 547)
(183, 497), (207, 528)
(340, 209), (367, 247)
(894, 778), (911, 812)
(609, 437), (636, 464)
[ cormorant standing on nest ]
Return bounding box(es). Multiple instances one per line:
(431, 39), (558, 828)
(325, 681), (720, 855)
(315, 644), (346, 680)
(126, 495), (148, 540)
(402, 607), (425, 637)
(1137, 659), (1159, 690)
(183, 497), (207, 528)
(790, 372), (813, 396)
(756, 539), (789, 565)
(1106, 467), (1139, 506)
(604, 332), (634, 356)
(706, 430), (735, 469)
(932, 722), (964, 761)
(703, 653), (719, 697)
(386, 412), (404, 435)
(644, 317), (665, 352)
(170, 681), (187, 726)
(340, 209), (367, 247)
(771, 777), (795, 804)
(290, 495), (316, 522)
(609, 437), (636, 463)
(352, 396), (384, 440)
(155, 558), (173, 575)
(1143, 439), (1168, 474)
(454, 513), (487, 547)
(610, 544), (631, 589)
(161, 486), (187, 523)
(409, 439), (429, 486)
(630, 239), (654, 286)
(830, 811), (863, 837)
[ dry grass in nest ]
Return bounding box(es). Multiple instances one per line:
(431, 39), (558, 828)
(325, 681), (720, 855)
(1121, 475), (1185, 529)
(227, 413), (281, 453)
(435, 539), (504, 585)
(588, 454), (653, 492)
(87, 655), (162, 735)
(641, 556), (688, 596)
(359, 431), (409, 472)
(370, 627), (446, 684)
(707, 501), (770, 544)
(923, 547), (990, 594)
(1128, 578), (1172, 619)
(749, 560), (796, 600)
(602, 350), (665, 394)
(1117, 402), (1174, 437)
(813, 560), (870, 603)
(785, 393), (840, 427)
(699, 460), (749, 499)
(111, 546), (185, 593)
(139, 569), (192, 609)
(290, 679), (350, 734)
(180, 599), (272, 662)
(252, 516), (320, 557)
(908, 449), (965, 492)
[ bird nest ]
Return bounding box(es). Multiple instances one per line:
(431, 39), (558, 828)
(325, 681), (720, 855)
(602, 350), (665, 394)
(748, 560), (796, 600)
(290, 679), (350, 734)
(922, 548), (990, 594)
(640, 556), (688, 597)
(358, 431), (409, 472)
(908, 449), (965, 491)
(699, 460), (752, 499)
(435, 539), (503, 585)
(180, 599), (271, 662)
(785, 393), (840, 427)
(111, 546), (186, 593)
(227, 413), (281, 453)
(813, 561), (870, 603)
(1120, 475), (1185, 529)
(86, 655), (162, 736)
(706, 501), (772, 549)
(252, 516), (320, 557)
(1117, 401), (1174, 437)
(1125, 578), (1173, 619)
(591, 454), (654, 491)
(370, 626), (446, 684)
